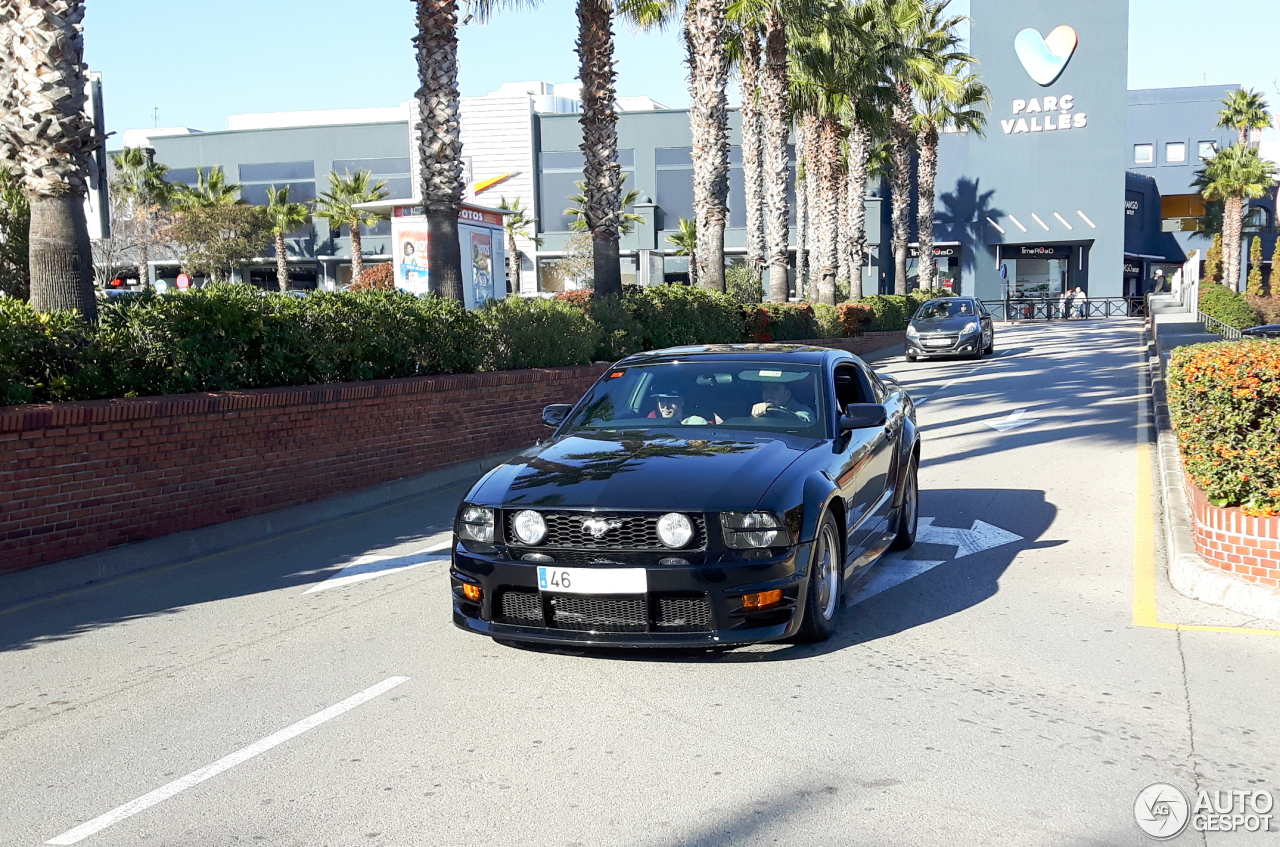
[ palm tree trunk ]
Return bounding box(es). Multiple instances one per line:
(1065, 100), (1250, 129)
(686, 0), (730, 293)
(414, 0), (466, 302)
(2, 0), (98, 319)
(350, 225), (364, 286)
(795, 122), (809, 301)
(890, 82), (914, 296)
(1223, 193), (1244, 291)
(740, 25), (765, 275)
(836, 155), (849, 298)
(805, 117), (823, 303)
(276, 232), (289, 291)
(846, 116), (869, 302)
(814, 116), (840, 307)
(916, 123), (939, 292)
(577, 0), (623, 297)
(761, 10), (790, 303)
(138, 236), (150, 293)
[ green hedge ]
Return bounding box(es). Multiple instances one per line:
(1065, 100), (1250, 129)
(2, 283), (929, 405)
(1168, 340), (1280, 515)
(1199, 283), (1263, 331)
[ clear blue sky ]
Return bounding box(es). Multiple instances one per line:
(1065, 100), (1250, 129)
(85, 0), (1280, 139)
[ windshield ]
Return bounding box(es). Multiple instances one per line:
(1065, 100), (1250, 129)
(563, 362), (826, 437)
(915, 300), (975, 320)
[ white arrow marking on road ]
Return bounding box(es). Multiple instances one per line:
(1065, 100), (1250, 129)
(916, 518), (1023, 558)
(984, 409), (1039, 432)
(304, 541), (451, 594)
(846, 557), (948, 606)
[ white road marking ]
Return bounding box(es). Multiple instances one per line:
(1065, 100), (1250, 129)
(45, 676), (410, 845)
(917, 518), (1023, 558)
(303, 541), (451, 594)
(847, 557), (948, 606)
(984, 408), (1039, 431)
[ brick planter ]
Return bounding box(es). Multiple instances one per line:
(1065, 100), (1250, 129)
(0, 365), (609, 576)
(1186, 482), (1280, 588)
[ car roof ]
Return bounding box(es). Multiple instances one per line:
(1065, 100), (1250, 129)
(615, 344), (847, 367)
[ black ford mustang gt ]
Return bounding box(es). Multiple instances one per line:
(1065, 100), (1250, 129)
(450, 344), (920, 647)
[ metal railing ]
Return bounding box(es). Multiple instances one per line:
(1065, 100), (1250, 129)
(981, 297), (1148, 321)
(1197, 311), (1243, 341)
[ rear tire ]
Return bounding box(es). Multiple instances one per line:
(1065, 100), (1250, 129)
(889, 457), (919, 551)
(797, 514), (843, 643)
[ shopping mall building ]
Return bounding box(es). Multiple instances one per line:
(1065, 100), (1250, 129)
(122, 0), (1277, 299)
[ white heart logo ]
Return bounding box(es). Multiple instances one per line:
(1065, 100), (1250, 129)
(1014, 25), (1078, 86)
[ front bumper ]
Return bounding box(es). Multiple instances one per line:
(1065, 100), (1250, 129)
(450, 542), (812, 647)
(906, 333), (980, 358)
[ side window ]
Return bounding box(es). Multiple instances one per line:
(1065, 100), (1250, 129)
(833, 364), (866, 412)
(863, 366), (886, 403)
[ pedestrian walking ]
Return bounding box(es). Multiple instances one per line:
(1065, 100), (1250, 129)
(1061, 288), (1075, 320)
(1073, 287), (1088, 319)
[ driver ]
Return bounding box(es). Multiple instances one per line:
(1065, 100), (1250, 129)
(752, 381), (814, 423)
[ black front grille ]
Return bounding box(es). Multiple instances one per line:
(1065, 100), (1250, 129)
(497, 590), (544, 625)
(517, 550), (697, 566)
(655, 596), (713, 632)
(505, 512), (706, 551)
(550, 595), (648, 632)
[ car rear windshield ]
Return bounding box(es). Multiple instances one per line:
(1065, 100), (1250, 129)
(915, 300), (976, 320)
(563, 362), (826, 437)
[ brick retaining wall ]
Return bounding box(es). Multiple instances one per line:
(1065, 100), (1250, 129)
(791, 332), (905, 357)
(0, 365), (609, 576)
(1186, 482), (1280, 588)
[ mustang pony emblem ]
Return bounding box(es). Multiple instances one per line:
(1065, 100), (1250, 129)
(581, 517), (623, 538)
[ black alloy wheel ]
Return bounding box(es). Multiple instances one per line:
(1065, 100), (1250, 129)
(889, 456), (919, 551)
(797, 513), (843, 643)
(985, 333), (995, 355)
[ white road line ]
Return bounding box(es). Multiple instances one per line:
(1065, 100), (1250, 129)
(304, 541), (451, 594)
(45, 676), (410, 845)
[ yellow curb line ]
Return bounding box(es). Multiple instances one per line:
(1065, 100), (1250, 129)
(1133, 339), (1278, 637)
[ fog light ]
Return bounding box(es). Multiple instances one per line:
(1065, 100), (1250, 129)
(462, 584), (482, 602)
(741, 589), (783, 609)
(522, 553), (554, 563)
(658, 557), (690, 566)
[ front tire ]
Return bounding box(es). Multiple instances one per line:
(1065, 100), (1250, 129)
(797, 514), (843, 643)
(890, 456), (919, 551)
(984, 334), (995, 355)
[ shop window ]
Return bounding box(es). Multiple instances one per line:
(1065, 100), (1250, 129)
(331, 157), (411, 177)
(1165, 142), (1186, 163)
(166, 166), (213, 187)
(1244, 206), (1272, 232)
(1133, 144), (1154, 165)
(541, 151), (585, 170)
(1198, 141), (1218, 160)
(240, 182), (316, 205)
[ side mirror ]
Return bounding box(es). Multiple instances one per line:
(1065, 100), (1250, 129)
(840, 403), (888, 431)
(542, 404), (572, 428)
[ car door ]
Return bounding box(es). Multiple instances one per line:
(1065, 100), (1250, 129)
(831, 363), (895, 570)
(978, 302), (994, 349)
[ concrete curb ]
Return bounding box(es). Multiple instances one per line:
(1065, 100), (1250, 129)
(0, 449), (523, 610)
(862, 343), (906, 364)
(1146, 327), (1280, 621)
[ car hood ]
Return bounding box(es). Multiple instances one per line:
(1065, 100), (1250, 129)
(473, 430), (815, 512)
(912, 315), (978, 333)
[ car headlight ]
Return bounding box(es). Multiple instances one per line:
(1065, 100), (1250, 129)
(961, 321), (979, 335)
(457, 504), (494, 543)
(906, 325), (919, 338)
(720, 511), (792, 548)
(512, 509), (548, 545)
(656, 513), (694, 548)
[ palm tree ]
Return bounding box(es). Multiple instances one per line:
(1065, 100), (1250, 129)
(1196, 145), (1277, 292)
(264, 185), (311, 292)
(497, 196), (539, 294)
(566, 176), (646, 234)
(667, 216), (698, 287)
(314, 170), (389, 287)
(1217, 88), (1272, 149)
(913, 68), (988, 290)
(109, 147), (176, 291)
(413, 0), (538, 304)
(171, 167), (242, 211)
(686, 0), (732, 292)
(729, 19), (766, 276)
(575, 0), (625, 296)
(0, 0), (98, 318)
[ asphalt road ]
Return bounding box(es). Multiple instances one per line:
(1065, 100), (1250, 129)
(2, 320), (1278, 847)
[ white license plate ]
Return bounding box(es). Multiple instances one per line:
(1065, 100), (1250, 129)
(924, 338), (952, 347)
(537, 566), (647, 595)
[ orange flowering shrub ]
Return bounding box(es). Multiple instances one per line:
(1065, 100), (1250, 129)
(838, 303), (875, 336)
(1168, 340), (1280, 516)
(742, 303), (817, 342)
(349, 262), (394, 291)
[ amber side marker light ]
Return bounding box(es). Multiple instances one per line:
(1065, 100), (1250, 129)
(741, 589), (783, 609)
(462, 584), (483, 602)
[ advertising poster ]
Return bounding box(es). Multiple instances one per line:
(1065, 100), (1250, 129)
(397, 227), (430, 294)
(470, 231), (494, 304)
